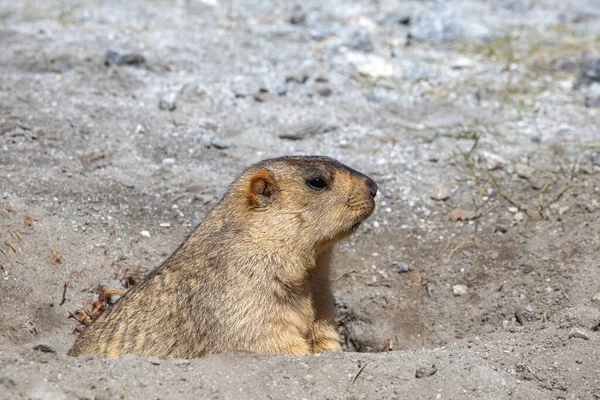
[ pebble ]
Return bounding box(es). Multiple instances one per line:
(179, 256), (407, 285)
(531, 179), (546, 190)
(288, 6), (306, 25)
(481, 151), (507, 170)
(254, 91), (268, 102)
(211, 138), (232, 149)
(568, 327), (591, 340)
(589, 199), (600, 213)
(159, 222), (171, 228)
(32, 344), (56, 354)
(339, 26), (374, 52)
(105, 47), (145, 66)
(279, 122), (337, 140)
(159, 92), (177, 111)
(378, 13), (411, 26)
(513, 212), (524, 222)
(450, 56), (475, 69)
(347, 53), (395, 78)
(591, 292), (600, 302)
(490, 251), (499, 260)
(584, 82), (600, 108)
(508, 206), (518, 214)
(201, 134), (232, 149)
(450, 208), (479, 221)
(452, 284), (468, 296)
(516, 164), (534, 180)
(140, 230), (151, 238)
(285, 72), (309, 84)
(0, 377), (16, 387)
(576, 58), (600, 87)
(394, 262), (410, 273)
(415, 364), (438, 378)
(148, 357), (162, 365)
(430, 185), (451, 201)
(409, 4), (463, 42)
(317, 87), (332, 97)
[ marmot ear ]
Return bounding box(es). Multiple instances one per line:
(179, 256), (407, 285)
(246, 170), (279, 208)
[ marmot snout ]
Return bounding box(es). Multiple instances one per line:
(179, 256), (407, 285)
(69, 156), (377, 359)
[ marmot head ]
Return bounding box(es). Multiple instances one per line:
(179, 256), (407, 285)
(228, 156), (377, 254)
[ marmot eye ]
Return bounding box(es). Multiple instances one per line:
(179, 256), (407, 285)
(307, 177), (328, 190)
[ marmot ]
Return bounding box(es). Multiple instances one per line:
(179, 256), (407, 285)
(69, 156), (377, 359)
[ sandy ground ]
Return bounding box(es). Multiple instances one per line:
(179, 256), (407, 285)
(1, 0), (600, 398)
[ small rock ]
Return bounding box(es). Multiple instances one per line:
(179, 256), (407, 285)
(201, 134), (232, 149)
(508, 206), (519, 214)
(531, 179), (546, 190)
(451, 56), (475, 69)
(494, 223), (509, 233)
(159, 222), (171, 228)
(289, 6), (306, 25)
(134, 124), (146, 134)
(592, 152), (600, 166)
(162, 157), (176, 165)
(513, 212), (524, 222)
(347, 53), (395, 78)
(409, 4), (463, 42)
(569, 327), (591, 340)
(275, 85), (288, 96)
(339, 26), (374, 52)
(584, 82), (600, 108)
(33, 344), (56, 354)
(452, 284), (468, 296)
(159, 92), (177, 111)
(0, 377), (16, 387)
(394, 262), (410, 273)
(317, 87), (332, 97)
(210, 137), (232, 150)
(173, 359), (191, 366)
(481, 151), (507, 171)
(285, 73), (309, 84)
(279, 122), (337, 140)
(591, 292), (600, 303)
(450, 208), (479, 221)
(148, 357), (161, 365)
(587, 199), (600, 213)
(378, 13), (411, 26)
(105, 47), (145, 66)
(415, 364), (437, 378)
(254, 90), (268, 102)
(490, 251), (499, 260)
(430, 185), (451, 201)
(140, 230), (151, 238)
(575, 58), (600, 88)
(516, 164), (534, 180)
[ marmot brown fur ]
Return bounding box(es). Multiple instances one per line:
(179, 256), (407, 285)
(69, 156), (377, 359)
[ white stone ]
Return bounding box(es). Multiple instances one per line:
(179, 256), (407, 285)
(452, 284), (468, 296)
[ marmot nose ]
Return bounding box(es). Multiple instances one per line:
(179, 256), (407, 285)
(366, 178), (378, 198)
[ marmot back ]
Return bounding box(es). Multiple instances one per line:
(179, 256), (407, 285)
(69, 155), (377, 359)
